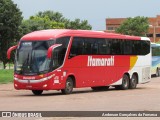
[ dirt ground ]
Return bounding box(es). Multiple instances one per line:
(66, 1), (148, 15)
(0, 77), (160, 120)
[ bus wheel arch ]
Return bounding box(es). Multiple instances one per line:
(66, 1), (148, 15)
(115, 73), (130, 90)
(67, 75), (76, 88)
(61, 75), (76, 94)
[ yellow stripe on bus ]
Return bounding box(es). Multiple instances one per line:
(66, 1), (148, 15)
(130, 56), (138, 70)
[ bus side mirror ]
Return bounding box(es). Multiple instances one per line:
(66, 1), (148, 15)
(47, 44), (62, 59)
(7, 45), (18, 59)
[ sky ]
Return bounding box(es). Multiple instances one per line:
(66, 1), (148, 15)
(12, 0), (160, 30)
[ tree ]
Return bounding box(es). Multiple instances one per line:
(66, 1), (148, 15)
(36, 11), (66, 23)
(0, 0), (23, 69)
(22, 11), (92, 33)
(115, 16), (149, 36)
(65, 18), (92, 30)
(33, 10), (92, 30)
(20, 10), (92, 36)
(20, 16), (65, 35)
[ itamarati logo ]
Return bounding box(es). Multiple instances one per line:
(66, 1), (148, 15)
(87, 56), (114, 67)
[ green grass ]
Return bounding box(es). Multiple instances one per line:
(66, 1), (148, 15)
(0, 69), (14, 84)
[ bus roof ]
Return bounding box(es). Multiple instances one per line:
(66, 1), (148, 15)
(21, 29), (147, 41)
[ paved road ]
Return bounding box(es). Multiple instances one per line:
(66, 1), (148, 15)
(0, 77), (160, 120)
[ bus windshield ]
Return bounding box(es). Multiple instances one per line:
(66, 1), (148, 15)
(15, 41), (54, 75)
(15, 37), (70, 75)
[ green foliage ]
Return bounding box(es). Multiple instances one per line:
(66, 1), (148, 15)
(20, 10), (92, 35)
(0, 0), (23, 69)
(115, 16), (149, 36)
(0, 69), (14, 84)
(36, 11), (66, 23)
(20, 16), (65, 35)
(36, 10), (92, 30)
(156, 41), (160, 44)
(65, 18), (92, 30)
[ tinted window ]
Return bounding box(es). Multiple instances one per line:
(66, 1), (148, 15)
(132, 41), (142, 55)
(98, 38), (110, 54)
(110, 39), (122, 55)
(84, 38), (97, 55)
(70, 37), (84, 57)
(123, 40), (132, 54)
(52, 37), (70, 69)
(56, 37), (70, 48)
(15, 41), (54, 75)
(141, 41), (150, 55)
(69, 37), (150, 57)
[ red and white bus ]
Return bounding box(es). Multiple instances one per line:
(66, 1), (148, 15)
(7, 29), (151, 95)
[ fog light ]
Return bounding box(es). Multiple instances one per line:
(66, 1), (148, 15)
(43, 84), (47, 88)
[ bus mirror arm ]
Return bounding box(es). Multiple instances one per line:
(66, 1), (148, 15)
(47, 44), (62, 59)
(7, 45), (18, 59)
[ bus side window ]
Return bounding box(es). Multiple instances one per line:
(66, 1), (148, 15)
(110, 39), (122, 55)
(69, 37), (84, 58)
(84, 38), (92, 55)
(133, 41), (141, 55)
(124, 40), (132, 55)
(52, 47), (61, 69)
(98, 38), (108, 54)
(84, 38), (98, 55)
(105, 39), (111, 54)
(91, 38), (98, 55)
(141, 41), (150, 55)
(55, 37), (70, 63)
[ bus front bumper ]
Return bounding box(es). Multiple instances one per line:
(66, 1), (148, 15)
(14, 75), (64, 90)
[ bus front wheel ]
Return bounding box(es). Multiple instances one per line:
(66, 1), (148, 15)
(32, 90), (43, 95)
(61, 77), (73, 94)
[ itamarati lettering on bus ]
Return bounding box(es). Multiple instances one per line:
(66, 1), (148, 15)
(87, 56), (115, 67)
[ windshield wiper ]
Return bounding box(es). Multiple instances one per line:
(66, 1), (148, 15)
(23, 53), (30, 66)
(30, 50), (39, 73)
(21, 52), (32, 74)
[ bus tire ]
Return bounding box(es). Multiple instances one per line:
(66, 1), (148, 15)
(120, 74), (129, 90)
(61, 77), (73, 94)
(156, 68), (160, 77)
(129, 74), (137, 89)
(32, 90), (43, 95)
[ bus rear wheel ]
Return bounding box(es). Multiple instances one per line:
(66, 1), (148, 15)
(115, 74), (129, 90)
(129, 74), (137, 89)
(61, 77), (73, 94)
(32, 90), (43, 95)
